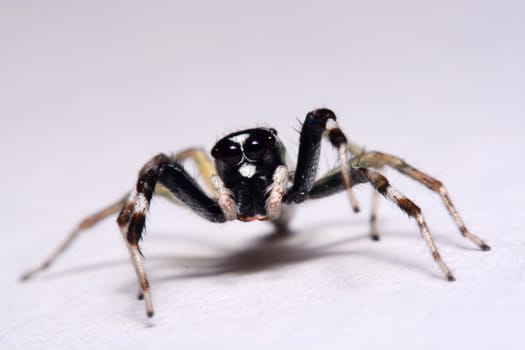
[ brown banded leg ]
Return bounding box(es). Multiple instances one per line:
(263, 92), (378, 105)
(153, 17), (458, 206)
(116, 176), (157, 318)
(352, 150), (490, 251)
(20, 195), (128, 281)
(369, 166), (384, 241)
(356, 169), (456, 281)
(20, 150), (213, 283)
(308, 168), (456, 281)
(115, 154), (170, 318)
(117, 153), (227, 318)
(344, 145), (383, 241)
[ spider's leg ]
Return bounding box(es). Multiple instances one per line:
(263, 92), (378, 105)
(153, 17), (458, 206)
(116, 153), (228, 318)
(153, 147), (219, 207)
(345, 141), (385, 240)
(20, 195), (128, 281)
(284, 108), (359, 212)
(356, 168), (455, 280)
(164, 148), (239, 219)
(308, 167), (455, 281)
(173, 147), (216, 194)
(353, 151), (490, 251)
(20, 150), (214, 282)
(369, 166), (384, 241)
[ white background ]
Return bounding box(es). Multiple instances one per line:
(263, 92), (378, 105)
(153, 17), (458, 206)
(1, 1), (524, 349)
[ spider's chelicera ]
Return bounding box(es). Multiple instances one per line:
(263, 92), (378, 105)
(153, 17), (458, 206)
(21, 108), (490, 318)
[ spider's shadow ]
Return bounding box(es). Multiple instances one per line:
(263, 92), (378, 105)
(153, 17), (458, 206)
(132, 219), (454, 287)
(148, 222), (365, 283)
(38, 219), (460, 289)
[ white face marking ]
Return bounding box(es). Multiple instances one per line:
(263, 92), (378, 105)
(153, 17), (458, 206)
(239, 163), (256, 178)
(229, 133), (250, 144)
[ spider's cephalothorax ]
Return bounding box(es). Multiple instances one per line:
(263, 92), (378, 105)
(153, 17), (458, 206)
(21, 108), (490, 319)
(211, 128), (286, 221)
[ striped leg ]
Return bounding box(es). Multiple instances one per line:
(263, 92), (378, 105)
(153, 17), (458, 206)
(352, 150), (490, 251)
(116, 153), (227, 318)
(308, 167), (456, 281)
(369, 166), (384, 241)
(20, 195), (128, 281)
(358, 169), (455, 280)
(20, 149), (216, 283)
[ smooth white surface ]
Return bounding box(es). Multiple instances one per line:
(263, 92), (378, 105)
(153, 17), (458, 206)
(1, 1), (524, 349)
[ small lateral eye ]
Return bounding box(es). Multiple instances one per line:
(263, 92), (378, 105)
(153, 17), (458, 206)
(266, 133), (275, 145)
(244, 137), (266, 160)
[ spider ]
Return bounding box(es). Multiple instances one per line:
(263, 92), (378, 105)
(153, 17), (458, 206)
(21, 108), (490, 318)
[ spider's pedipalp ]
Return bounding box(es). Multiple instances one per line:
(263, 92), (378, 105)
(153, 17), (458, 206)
(211, 175), (237, 221)
(265, 165), (289, 219)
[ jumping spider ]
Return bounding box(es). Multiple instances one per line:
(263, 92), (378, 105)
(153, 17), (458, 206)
(21, 108), (490, 318)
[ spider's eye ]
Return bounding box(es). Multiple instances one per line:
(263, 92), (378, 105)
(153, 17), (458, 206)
(244, 137), (266, 160)
(221, 144), (243, 165)
(212, 142), (243, 165)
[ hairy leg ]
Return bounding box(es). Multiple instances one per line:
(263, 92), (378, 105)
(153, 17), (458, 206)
(20, 195), (128, 281)
(116, 153), (227, 317)
(308, 167), (473, 281)
(353, 150), (490, 250)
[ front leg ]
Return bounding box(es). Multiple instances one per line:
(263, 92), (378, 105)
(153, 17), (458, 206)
(116, 154), (229, 318)
(284, 108), (359, 212)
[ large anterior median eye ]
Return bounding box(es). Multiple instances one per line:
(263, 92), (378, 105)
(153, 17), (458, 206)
(244, 136), (266, 160)
(212, 142), (243, 165)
